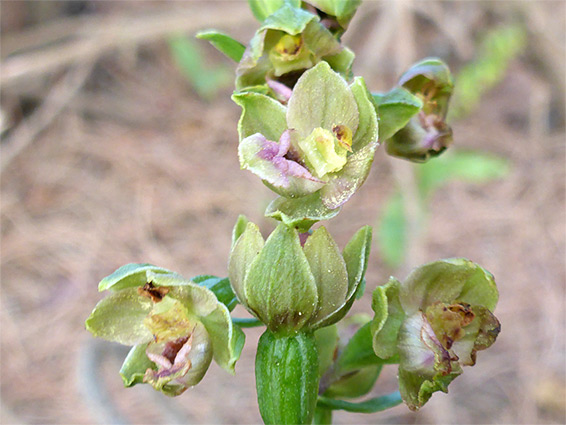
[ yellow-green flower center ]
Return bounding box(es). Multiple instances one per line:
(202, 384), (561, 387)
(298, 126), (352, 179)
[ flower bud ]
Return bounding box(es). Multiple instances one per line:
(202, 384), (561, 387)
(228, 219), (372, 335)
(385, 58), (454, 163)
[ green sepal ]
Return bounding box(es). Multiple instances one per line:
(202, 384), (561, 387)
(228, 222), (264, 308)
(265, 193), (340, 232)
(231, 214), (250, 247)
(256, 330), (319, 424)
(314, 325), (339, 378)
(306, 0), (361, 29)
(232, 91), (287, 142)
(303, 227), (349, 324)
(196, 30), (245, 62)
(245, 223), (318, 334)
(350, 77), (378, 151)
(287, 61), (358, 141)
(371, 277), (406, 359)
(400, 258), (499, 314)
(324, 46), (355, 80)
(313, 226), (372, 328)
(372, 87), (423, 141)
(316, 392), (403, 413)
(98, 263), (177, 292)
(259, 3), (317, 35)
(120, 343), (156, 387)
(336, 322), (391, 374)
(192, 275), (238, 312)
(247, 0), (301, 22)
(85, 288), (153, 345)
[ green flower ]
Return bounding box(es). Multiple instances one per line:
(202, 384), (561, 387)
(228, 217), (372, 335)
(234, 61), (378, 228)
(85, 264), (244, 396)
(236, 3), (354, 94)
(385, 58), (454, 162)
(371, 259), (500, 410)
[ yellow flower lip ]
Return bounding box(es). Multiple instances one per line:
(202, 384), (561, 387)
(274, 34), (304, 57)
(332, 124), (353, 153)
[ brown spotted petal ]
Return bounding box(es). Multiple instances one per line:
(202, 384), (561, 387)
(398, 312), (453, 378)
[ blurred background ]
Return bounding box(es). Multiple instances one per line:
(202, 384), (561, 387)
(1, 1), (564, 424)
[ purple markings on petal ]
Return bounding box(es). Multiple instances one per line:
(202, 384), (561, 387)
(240, 131), (322, 190)
(267, 79), (293, 104)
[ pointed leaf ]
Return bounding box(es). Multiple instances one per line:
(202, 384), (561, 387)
(336, 322), (389, 374)
(196, 30), (245, 62)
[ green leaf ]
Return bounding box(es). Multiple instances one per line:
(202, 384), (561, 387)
(304, 227), (349, 324)
(245, 223), (318, 333)
(324, 365), (382, 399)
(168, 35), (231, 101)
(192, 276), (238, 312)
(232, 91), (287, 141)
(85, 288), (153, 345)
(377, 192), (406, 268)
(287, 61), (359, 140)
(248, 0), (301, 22)
(372, 87), (423, 141)
(417, 150), (511, 198)
(228, 222), (264, 307)
(315, 325), (339, 377)
(371, 278), (405, 359)
(317, 392), (403, 413)
(98, 263), (175, 292)
(336, 322), (387, 373)
(196, 30), (245, 62)
(265, 192), (340, 232)
(120, 343), (155, 387)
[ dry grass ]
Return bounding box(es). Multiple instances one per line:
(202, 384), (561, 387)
(1, 1), (564, 424)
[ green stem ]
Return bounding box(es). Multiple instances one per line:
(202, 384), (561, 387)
(313, 406), (332, 425)
(232, 317), (264, 328)
(317, 392), (402, 413)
